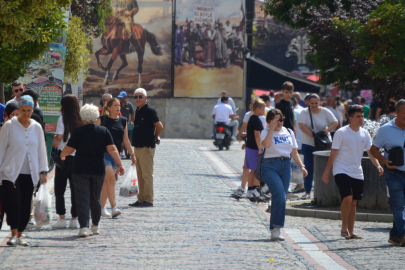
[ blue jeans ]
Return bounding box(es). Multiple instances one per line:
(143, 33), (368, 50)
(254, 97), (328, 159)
(302, 144), (316, 194)
(261, 157), (291, 230)
(384, 169), (405, 238)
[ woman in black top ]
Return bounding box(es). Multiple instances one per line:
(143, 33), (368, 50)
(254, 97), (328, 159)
(61, 104), (124, 237)
(95, 98), (136, 218)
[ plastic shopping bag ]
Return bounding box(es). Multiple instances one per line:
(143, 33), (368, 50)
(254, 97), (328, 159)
(291, 154), (304, 184)
(34, 183), (52, 227)
(119, 165), (139, 197)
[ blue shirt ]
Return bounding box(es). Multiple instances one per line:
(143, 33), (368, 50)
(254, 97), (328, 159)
(0, 103), (4, 123)
(373, 120), (405, 171)
(217, 97), (236, 114)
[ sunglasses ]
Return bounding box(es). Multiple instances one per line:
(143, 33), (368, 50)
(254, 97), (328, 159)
(278, 118), (285, 122)
(134, 95), (144, 99)
(13, 88), (24, 93)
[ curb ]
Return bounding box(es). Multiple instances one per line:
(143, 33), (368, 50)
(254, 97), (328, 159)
(278, 201), (393, 223)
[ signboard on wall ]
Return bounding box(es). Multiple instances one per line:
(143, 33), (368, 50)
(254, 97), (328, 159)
(174, 0), (244, 97)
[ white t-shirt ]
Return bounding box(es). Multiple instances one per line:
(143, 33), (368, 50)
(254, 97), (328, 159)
(298, 107), (338, 147)
(260, 127), (298, 158)
(259, 115), (267, 129)
(243, 111), (253, 123)
(6, 97), (18, 106)
(294, 106), (304, 150)
(212, 103), (234, 125)
(55, 116), (75, 156)
(325, 106), (341, 132)
(331, 126), (372, 180)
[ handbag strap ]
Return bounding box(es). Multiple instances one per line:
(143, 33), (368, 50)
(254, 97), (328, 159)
(308, 107), (315, 131)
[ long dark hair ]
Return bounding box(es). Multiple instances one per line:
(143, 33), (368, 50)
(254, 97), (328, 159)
(60, 95), (83, 142)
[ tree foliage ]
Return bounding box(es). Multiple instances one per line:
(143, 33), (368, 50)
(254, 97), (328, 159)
(64, 16), (92, 84)
(0, 0), (68, 83)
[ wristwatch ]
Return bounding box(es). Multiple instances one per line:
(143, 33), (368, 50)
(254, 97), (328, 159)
(40, 171), (47, 175)
(300, 165), (306, 168)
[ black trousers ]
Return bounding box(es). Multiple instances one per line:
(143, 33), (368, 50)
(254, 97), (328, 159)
(54, 156), (77, 217)
(72, 174), (105, 228)
(2, 174), (34, 232)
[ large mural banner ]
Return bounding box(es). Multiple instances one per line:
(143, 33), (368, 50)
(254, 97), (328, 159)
(174, 0), (245, 97)
(84, 0), (173, 99)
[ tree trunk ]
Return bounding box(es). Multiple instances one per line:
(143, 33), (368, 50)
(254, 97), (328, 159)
(0, 82), (4, 104)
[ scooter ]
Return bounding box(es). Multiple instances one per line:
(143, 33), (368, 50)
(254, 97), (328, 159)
(213, 123), (232, 150)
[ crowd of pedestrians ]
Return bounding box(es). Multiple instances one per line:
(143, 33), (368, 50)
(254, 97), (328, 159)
(232, 82), (405, 245)
(0, 85), (163, 245)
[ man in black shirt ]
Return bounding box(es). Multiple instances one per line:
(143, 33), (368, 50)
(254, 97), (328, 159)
(276, 81), (296, 135)
(129, 88), (163, 208)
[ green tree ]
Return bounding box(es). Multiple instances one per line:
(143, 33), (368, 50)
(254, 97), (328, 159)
(0, 0), (68, 83)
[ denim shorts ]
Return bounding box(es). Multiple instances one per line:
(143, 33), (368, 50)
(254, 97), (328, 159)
(104, 153), (117, 169)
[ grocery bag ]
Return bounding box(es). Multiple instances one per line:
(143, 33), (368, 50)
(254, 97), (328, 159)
(119, 165), (139, 197)
(291, 154), (304, 184)
(34, 183), (52, 227)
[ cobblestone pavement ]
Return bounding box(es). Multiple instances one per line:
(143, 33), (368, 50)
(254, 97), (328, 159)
(0, 139), (402, 269)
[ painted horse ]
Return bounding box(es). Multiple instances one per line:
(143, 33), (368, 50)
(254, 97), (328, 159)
(95, 15), (162, 86)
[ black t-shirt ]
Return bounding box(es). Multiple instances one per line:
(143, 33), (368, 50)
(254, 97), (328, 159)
(31, 113), (46, 141)
(370, 100), (381, 120)
(34, 107), (44, 122)
(276, 99), (295, 131)
(67, 124), (114, 175)
(246, 115), (263, 150)
(132, 104), (160, 148)
(100, 115), (126, 152)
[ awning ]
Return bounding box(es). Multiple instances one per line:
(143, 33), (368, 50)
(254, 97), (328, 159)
(246, 56), (324, 93)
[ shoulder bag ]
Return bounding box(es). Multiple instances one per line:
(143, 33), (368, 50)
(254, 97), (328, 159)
(51, 147), (64, 169)
(309, 108), (331, 151)
(385, 142), (405, 167)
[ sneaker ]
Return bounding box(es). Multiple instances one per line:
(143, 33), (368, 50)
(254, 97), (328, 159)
(51, 219), (67, 229)
(234, 190), (244, 198)
(231, 186), (244, 193)
(246, 189), (260, 199)
(138, 201), (153, 207)
(7, 236), (16, 246)
(388, 237), (401, 246)
(21, 234), (26, 238)
(292, 185), (305, 193)
(101, 208), (112, 218)
(301, 193), (311, 200)
(16, 238), (28, 246)
(78, 228), (88, 237)
(91, 226), (100, 235)
(261, 185), (270, 195)
(112, 207), (122, 218)
(129, 201), (142, 207)
(68, 219), (79, 228)
(271, 228), (285, 241)
(25, 218), (36, 229)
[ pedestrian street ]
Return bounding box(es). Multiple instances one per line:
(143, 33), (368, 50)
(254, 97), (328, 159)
(0, 139), (402, 269)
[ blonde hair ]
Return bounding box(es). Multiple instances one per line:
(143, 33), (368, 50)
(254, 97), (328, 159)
(252, 98), (265, 111)
(102, 98), (119, 116)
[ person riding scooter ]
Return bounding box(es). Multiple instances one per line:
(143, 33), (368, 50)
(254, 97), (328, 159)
(212, 96), (239, 140)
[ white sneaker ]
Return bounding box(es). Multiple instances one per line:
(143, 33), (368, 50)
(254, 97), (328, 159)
(261, 185), (270, 195)
(231, 186), (244, 193)
(68, 219), (78, 228)
(7, 236), (16, 246)
(91, 225), (100, 235)
(78, 228), (88, 237)
(25, 218), (37, 229)
(271, 228), (285, 241)
(52, 219), (67, 229)
(101, 208), (112, 218)
(111, 207), (121, 218)
(16, 238), (28, 246)
(246, 189), (260, 199)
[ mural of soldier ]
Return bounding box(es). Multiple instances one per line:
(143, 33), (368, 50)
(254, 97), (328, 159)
(203, 22), (215, 70)
(175, 24), (185, 66)
(187, 20), (202, 65)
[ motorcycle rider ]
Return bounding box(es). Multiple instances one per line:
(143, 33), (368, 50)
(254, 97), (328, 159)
(212, 97), (239, 140)
(117, 0), (139, 53)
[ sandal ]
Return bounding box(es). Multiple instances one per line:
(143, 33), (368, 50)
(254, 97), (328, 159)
(349, 234), (363, 239)
(341, 231), (350, 239)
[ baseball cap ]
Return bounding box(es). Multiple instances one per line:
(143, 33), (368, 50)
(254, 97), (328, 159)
(117, 91), (127, 98)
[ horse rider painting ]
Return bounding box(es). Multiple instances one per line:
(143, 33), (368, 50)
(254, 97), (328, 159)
(117, 0), (139, 53)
